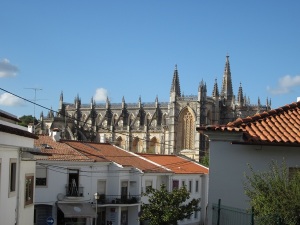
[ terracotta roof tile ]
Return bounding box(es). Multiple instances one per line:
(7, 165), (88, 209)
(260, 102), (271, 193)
(197, 101), (300, 145)
(137, 154), (209, 174)
(62, 141), (169, 173)
(34, 136), (96, 162)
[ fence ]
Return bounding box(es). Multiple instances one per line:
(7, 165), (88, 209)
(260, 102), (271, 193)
(211, 199), (293, 225)
(212, 199), (253, 225)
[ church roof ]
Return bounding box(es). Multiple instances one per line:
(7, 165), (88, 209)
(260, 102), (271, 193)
(197, 101), (300, 145)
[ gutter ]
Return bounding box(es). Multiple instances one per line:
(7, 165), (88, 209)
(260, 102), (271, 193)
(231, 141), (300, 147)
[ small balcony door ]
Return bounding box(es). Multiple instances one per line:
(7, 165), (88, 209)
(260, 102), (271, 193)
(121, 181), (128, 202)
(68, 169), (79, 196)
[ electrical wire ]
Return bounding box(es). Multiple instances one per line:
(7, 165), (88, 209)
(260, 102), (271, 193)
(0, 87), (209, 154)
(37, 156), (201, 175)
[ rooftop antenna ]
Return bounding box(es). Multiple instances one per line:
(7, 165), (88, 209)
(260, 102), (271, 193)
(25, 88), (42, 133)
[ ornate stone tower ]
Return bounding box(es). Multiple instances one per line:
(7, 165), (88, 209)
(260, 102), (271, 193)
(37, 55), (271, 161)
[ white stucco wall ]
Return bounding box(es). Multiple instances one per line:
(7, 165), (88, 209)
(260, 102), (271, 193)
(0, 146), (19, 225)
(0, 132), (36, 225)
(207, 137), (300, 225)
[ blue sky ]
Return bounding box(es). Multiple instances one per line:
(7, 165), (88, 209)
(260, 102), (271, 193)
(1, 1), (300, 118)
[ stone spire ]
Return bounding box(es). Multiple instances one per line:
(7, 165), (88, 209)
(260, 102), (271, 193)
(106, 97), (110, 109)
(59, 91), (63, 108)
(212, 78), (219, 98)
(75, 94), (81, 109)
(138, 96), (142, 108)
(170, 64), (181, 97)
(237, 82), (244, 106)
(122, 96), (125, 109)
(198, 79), (207, 101)
(221, 55), (234, 104)
(57, 91), (64, 117)
(90, 97), (93, 108)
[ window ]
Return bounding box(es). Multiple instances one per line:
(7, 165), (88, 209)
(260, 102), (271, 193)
(181, 180), (186, 188)
(188, 180), (192, 192)
(121, 181), (128, 202)
(67, 169), (81, 196)
(9, 159), (17, 193)
(121, 209), (128, 225)
(145, 180), (153, 191)
(194, 210), (198, 219)
(195, 180), (199, 193)
(25, 174), (34, 206)
(36, 165), (47, 186)
(172, 180), (179, 190)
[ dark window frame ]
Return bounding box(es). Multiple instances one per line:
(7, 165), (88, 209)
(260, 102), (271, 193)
(25, 174), (34, 206)
(9, 159), (17, 193)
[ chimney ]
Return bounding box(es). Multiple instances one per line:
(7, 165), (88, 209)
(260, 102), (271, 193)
(28, 123), (34, 133)
(100, 134), (106, 143)
(52, 128), (61, 142)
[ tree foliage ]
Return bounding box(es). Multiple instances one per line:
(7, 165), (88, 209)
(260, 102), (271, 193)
(200, 153), (209, 167)
(244, 160), (300, 225)
(139, 184), (200, 225)
(18, 115), (37, 127)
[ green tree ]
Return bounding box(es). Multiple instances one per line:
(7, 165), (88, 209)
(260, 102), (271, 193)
(139, 184), (200, 225)
(18, 115), (38, 127)
(200, 153), (209, 167)
(244, 160), (300, 225)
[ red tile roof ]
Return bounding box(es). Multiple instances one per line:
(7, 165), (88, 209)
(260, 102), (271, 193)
(35, 136), (207, 174)
(138, 154), (209, 174)
(197, 101), (300, 145)
(88, 142), (171, 173)
(34, 136), (98, 162)
(62, 141), (170, 173)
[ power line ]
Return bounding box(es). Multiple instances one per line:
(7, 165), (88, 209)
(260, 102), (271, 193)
(0, 87), (208, 154)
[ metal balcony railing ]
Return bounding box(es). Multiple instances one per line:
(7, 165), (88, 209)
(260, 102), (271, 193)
(65, 185), (84, 197)
(96, 194), (140, 204)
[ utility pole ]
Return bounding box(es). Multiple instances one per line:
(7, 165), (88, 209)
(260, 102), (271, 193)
(25, 88), (42, 134)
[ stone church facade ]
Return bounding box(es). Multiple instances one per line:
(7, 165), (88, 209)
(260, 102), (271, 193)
(37, 55), (271, 160)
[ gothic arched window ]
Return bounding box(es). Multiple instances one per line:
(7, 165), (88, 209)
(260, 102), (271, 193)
(179, 108), (195, 150)
(132, 137), (139, 153)
(148, 137), (158, 154)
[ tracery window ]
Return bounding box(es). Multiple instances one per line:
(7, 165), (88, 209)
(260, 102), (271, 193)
(182, 111), (194, 149)
(132, 137), (139, 152)
(148, 137), (158, 153)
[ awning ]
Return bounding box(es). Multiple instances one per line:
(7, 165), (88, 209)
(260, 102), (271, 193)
(57, 203), (96, 218)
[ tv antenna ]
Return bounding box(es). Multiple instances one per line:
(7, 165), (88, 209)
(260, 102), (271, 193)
(25, 88), (43, 133)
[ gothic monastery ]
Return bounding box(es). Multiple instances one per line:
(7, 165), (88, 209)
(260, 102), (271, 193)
(36, 55), (271, 161)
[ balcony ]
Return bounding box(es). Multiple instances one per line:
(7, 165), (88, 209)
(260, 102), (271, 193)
(65, 184), (84, 197)
(96, 194), (140, 204)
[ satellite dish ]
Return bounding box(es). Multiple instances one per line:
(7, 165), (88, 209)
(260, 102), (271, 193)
(57, 193), (65, 201)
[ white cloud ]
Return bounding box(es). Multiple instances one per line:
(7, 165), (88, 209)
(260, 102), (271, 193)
(0, 59), (19, 78)
(94, 88), (108, 102)
(0, 93), (24, 106)
(267, 75), (300, 95)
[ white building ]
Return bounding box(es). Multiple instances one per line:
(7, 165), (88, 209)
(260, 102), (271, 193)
(197, 101), (300, 225)
(139, 154), (209, 225)
(34, 131), (209, 225)
(0, 110), (37, 225)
